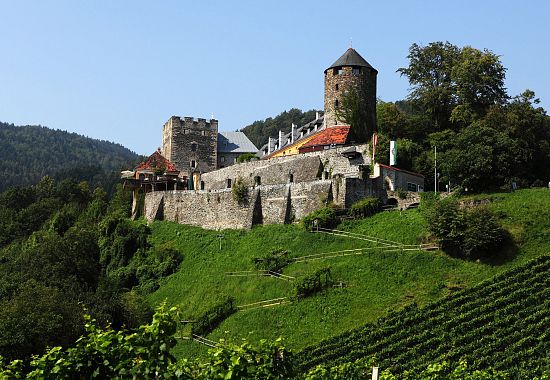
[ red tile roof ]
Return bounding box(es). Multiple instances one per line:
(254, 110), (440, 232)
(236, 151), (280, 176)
(135, 149), (177, 172)
(300, 125), (351, 149)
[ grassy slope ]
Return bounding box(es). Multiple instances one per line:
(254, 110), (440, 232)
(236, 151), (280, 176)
(147, 188), (550, 358)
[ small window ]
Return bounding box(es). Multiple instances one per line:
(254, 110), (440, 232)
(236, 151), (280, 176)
(352, 67), (361, 75)
(184, 129), (190, 134)
(335, 83), (339, 91)
(200, 181), (205, 190)
(234, 157), (238, 163)
(289, 173), (294, 183)
(191, 142), (197, 152)
(335, 99), (339, 107)
(407, 182), (418, 192)
(227, 178), (232, 188)
(201, 130), (206, 136)
(254, 176), (261, 186)
(190, 160), (196, 168)
(221, 156), (225, 163)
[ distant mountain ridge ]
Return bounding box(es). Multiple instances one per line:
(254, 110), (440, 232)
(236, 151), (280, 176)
(0, 122), (140, 192)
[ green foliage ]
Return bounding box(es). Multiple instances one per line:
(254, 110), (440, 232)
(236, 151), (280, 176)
(397, 42), (506, 130)
(294, 267), (333, 299)
(181, 338), (294, 379)
(253, 248), (291, 273)
(302, 206), (338, 230)
(334, 88), (372, 142)
(422, 196), (506, 260)
(237, 152), (258, 164)
(4, 303), (178, 379)
(304, 357), (376, 380)
(240, 108), (321, 149)
(297, 255), (550, 378)
(231, 177), (248, 204)
(348, 197), (381, 219)
(191, 297), (236, 337)
(0, 122), (140, 193)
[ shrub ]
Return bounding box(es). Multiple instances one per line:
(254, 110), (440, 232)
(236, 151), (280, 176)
(191, 297), (236, 336)
(423, 196), (506, 260)
(302, 207), (338, 231)
(236, 152), (258, 164)
(231, 177), (248, 204)
(348, 197), (381, 219)
(396, 188), (408, 199)
(253, 248), (290, 273)
(294, 267), (333, 299)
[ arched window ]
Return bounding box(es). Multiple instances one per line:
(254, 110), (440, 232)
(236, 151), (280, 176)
(191, 142), (197, 152)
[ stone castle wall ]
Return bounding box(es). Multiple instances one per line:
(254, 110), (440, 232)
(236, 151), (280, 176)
(142, 143), (387, 230)
(162, 116), (218, 175)
(200, 143), (370, 194)
(143, 179), (333, 230)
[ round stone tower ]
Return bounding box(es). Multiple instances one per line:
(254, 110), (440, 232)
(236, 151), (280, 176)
(324, 48), (377, 141)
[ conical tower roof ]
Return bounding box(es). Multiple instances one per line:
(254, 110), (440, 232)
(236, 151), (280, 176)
(325, 48), (377, 73)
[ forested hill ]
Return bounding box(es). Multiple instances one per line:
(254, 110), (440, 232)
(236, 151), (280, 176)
(240, 108), (321, 149)
(0, 122), (140, 192)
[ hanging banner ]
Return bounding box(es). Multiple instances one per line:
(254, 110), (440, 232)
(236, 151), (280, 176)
(390, 140), (397, 166)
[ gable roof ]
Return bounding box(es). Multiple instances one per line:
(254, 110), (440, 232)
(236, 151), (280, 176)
(325, 48), (376, 72)
(218, 132), (258, 153)
(135, 149), (177, 172)
(299, 125), (351, 149)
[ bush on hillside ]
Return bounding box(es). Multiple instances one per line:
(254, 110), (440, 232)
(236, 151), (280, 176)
(191, 297), (236, 337)
(302, 207), (339, 231)
(348, 197), (381, 219)
(294, 267), (333, 299)
(423, 196), (506, 260)
(253, 248), (291, 273)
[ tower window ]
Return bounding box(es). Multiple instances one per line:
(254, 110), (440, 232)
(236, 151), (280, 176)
(190, 160), (196, 168)
(335, 99), (339, 107)
(335, 83), (339, 91)
(191, 142), (197, 152)
(352, 67), (361, 74)
(221, 156), (225, 163)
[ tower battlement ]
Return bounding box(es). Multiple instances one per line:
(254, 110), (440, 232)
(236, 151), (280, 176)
(162, 116), (218, 175)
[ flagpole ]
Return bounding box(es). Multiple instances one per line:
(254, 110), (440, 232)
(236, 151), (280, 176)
(434, 146), (437, 194)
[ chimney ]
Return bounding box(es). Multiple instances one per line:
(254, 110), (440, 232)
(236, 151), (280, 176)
(267, 137), (274, 155)
(278, 130), (284, 149)
(291, 123), (297, 143)
(316, 111), (320, 120)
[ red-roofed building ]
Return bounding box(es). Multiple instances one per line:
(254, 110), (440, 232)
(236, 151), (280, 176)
(135, 148), (178, 173)
(298, 125), (351, 154)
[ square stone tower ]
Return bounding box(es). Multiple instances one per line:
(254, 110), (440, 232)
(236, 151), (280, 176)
(162, 116), (218, 175)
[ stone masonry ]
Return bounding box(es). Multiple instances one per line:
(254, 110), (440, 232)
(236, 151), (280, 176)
(162, 116), (218, 176)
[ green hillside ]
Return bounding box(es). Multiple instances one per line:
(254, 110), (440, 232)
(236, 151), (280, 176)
(297, 255), (549, 376)
(0, 122), (140, 192)
(147, 188), (550, 361)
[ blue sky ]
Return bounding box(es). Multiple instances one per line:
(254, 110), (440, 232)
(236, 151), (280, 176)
(1, 0), (548, 154)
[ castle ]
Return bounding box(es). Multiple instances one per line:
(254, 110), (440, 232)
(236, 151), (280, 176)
(124, 48), (424, 229)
